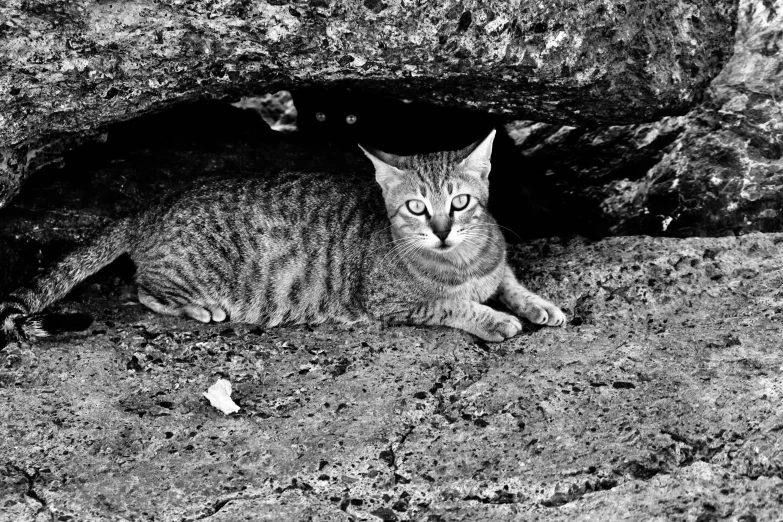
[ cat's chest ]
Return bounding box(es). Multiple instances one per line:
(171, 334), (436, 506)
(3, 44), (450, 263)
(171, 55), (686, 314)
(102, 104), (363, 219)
(422, 265), (504, 303)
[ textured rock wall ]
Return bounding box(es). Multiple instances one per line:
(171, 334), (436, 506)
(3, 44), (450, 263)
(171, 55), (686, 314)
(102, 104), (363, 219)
(0, 0), (737, 208)
(510, 0), (782, 237)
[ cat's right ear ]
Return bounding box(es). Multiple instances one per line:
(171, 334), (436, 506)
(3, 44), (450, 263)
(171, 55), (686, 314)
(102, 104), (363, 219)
(358, 144), (405, 196)
(459, 128), (495, 183)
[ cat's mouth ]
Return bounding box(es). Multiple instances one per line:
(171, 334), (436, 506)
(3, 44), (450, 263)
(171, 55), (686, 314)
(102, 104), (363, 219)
(434, 243), (455, 252)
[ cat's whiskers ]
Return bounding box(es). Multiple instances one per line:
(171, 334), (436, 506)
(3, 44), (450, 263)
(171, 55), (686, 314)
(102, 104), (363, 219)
(377, 238), (418, 266)
(463, 222), (521, 242)
(397, 237), (430, 264)
(367, 234), (417, 258)
(455, 231), (501, 262)
(432, 238), (489, 273)
(458, 231), (498, 250)
(461, 235), (500, 250)
(461, 225), (504, 246)
(383, 243), (422, 270)
(400, 236), (433, 263)
(378, 236), (424, 268)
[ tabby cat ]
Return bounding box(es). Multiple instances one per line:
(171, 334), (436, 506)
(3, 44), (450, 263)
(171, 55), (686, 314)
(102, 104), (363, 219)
(0, 130), (565, 344)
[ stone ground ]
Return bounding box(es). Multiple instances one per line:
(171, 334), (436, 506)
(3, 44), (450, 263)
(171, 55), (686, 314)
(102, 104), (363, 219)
(1, 112), (783, 521)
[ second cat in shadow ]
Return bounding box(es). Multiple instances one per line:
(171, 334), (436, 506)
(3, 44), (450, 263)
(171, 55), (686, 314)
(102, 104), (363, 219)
(289, 86), (570, 242)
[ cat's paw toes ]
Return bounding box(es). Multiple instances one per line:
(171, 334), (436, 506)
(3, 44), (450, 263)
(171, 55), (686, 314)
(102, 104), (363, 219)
(183, 305), (212, 323)
(548, 306), (567, 326)
(480, 312), (522, 342)
(183, 304), (228, 323)
(209, 306), (227, 322)
(525, 300), (567, 327)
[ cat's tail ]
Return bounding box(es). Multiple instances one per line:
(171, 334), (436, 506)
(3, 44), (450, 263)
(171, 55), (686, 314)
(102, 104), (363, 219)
(1, 217), (133, 346)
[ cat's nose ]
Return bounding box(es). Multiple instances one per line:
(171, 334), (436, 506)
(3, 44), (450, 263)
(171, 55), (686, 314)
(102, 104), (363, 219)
(433, 229), (450, 241)
(431, 215), (451, 242)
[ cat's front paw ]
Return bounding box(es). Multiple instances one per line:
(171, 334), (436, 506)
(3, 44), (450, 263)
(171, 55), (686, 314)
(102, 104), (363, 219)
(522, 298), (567, 327)
(477, 310), (523, 342)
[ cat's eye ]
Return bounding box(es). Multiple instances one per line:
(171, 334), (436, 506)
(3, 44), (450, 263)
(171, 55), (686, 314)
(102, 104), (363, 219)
(315, 112), (327, 122)
(345, 114), (357, 125)
(406, 200), (427, 215)
(452, 194), (470, 211)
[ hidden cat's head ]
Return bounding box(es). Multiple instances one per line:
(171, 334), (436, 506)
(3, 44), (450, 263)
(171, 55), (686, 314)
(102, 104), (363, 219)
(290, 87), (366, 149)
(360, 130), (498, 261)
(290, 87), (496, 155)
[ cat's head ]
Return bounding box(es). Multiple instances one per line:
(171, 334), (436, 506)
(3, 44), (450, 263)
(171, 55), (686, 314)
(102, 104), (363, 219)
(360, 130), (497, 258)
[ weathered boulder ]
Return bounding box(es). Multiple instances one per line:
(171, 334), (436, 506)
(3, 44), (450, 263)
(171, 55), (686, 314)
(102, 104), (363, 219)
(0, 0), (737, 208)
(509, 0), (782, 237)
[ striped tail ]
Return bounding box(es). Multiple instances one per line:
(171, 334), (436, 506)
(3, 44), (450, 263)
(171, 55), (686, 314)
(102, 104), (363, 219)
(1, 217), (133, 346)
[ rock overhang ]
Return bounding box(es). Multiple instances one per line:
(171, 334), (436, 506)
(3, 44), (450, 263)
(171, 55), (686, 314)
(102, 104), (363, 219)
(0, 0), (739, 207)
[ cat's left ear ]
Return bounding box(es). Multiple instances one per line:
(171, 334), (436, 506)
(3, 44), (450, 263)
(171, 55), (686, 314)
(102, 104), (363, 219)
(358, 144), (405, 196)
(460, 128), (495, 183)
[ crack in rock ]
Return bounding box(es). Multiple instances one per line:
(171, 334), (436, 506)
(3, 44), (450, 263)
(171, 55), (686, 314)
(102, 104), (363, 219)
(8, 463), (48, 515)
(541, 478), (619, 508)
(380, 425), (416, 485)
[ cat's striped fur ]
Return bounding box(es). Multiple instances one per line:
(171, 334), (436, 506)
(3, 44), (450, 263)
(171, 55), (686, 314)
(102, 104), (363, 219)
(0, 130), (565, 344)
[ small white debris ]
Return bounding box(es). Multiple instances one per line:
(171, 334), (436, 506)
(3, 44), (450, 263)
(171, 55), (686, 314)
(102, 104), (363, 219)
(203, 379), (240, 415)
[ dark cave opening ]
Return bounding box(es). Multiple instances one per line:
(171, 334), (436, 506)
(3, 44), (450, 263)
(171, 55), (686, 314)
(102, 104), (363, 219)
(0, 90), (608, 294)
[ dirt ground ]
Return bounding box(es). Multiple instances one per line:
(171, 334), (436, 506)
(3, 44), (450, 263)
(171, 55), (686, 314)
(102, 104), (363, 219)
(1, 109), (782, 521)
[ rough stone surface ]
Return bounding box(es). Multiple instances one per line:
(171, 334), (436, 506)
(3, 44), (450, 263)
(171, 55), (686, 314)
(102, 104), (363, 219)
(2, 117), (783, 521)
(507, 0), (783, 237)
(3, 228), (783, 521)
(0, 0), (738, 207)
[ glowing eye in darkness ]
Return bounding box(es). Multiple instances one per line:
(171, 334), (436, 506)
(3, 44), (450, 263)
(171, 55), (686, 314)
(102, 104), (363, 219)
(345, 114), (358, 124)
(406, 200), (427, 215)
(315, 112), (327, 122)
(452, 194), (470, 211)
